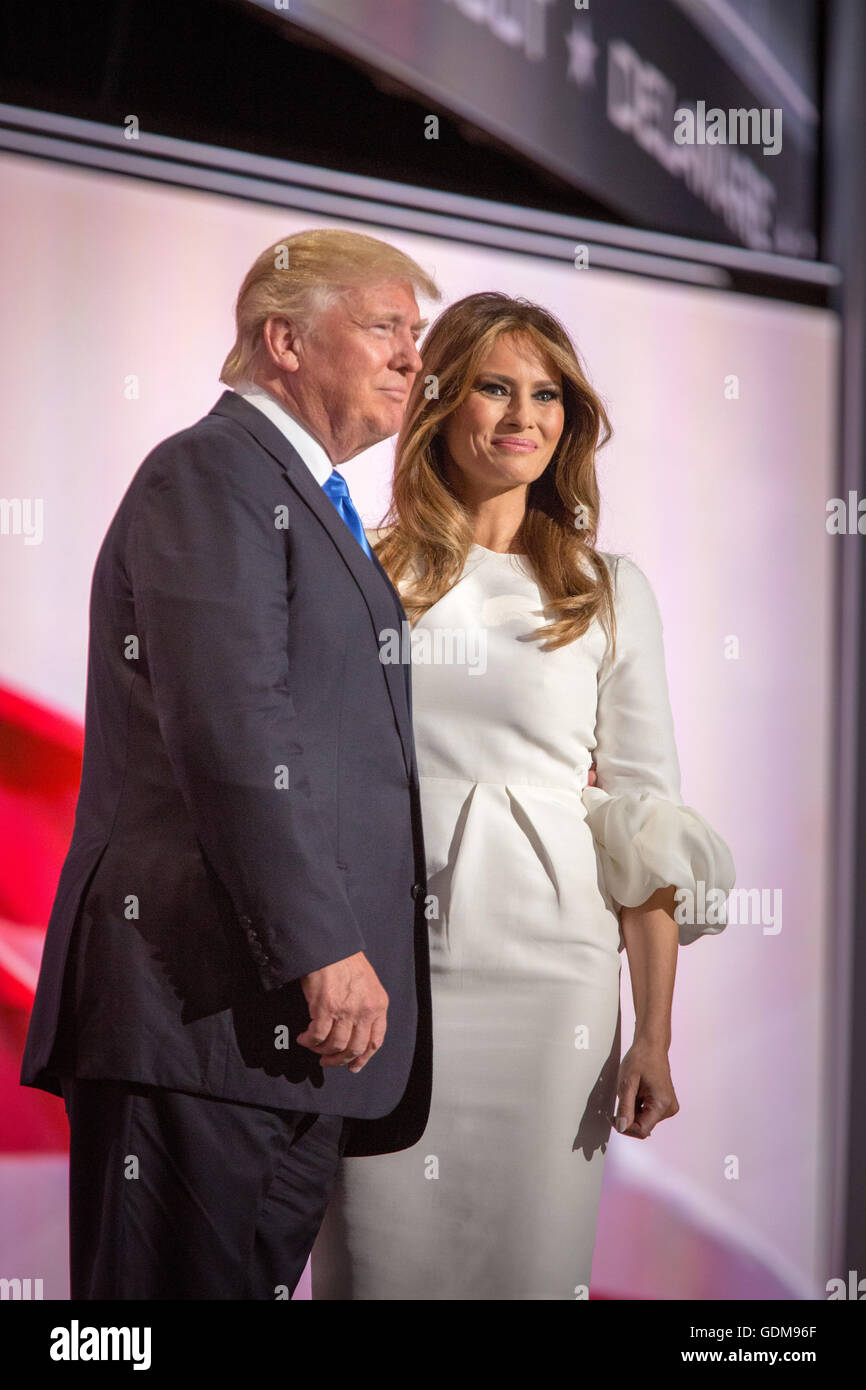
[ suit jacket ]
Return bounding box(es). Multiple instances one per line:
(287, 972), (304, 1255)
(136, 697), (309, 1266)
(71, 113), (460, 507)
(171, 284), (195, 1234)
(20, 390), (432, 1158)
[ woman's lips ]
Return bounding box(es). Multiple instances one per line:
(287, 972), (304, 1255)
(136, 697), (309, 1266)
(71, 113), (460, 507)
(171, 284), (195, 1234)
(492, 438), (537, 452)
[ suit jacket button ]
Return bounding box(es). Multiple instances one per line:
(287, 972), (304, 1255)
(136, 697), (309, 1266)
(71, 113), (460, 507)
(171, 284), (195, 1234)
(411, 882), (425, 901)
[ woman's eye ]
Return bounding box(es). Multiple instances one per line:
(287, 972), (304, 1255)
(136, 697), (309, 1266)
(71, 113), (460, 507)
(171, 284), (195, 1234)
(478, 382), (559, 401)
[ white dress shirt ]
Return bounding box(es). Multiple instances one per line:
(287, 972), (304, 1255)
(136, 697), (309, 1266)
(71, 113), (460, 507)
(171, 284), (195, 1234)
(233, 380), (334, 485)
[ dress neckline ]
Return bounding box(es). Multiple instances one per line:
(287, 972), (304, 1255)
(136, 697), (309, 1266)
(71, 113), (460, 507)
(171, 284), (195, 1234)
(470, 544), (528, 558)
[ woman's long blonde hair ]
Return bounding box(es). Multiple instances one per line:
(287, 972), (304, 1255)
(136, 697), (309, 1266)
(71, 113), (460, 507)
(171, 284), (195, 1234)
(373, 292), (616, 655)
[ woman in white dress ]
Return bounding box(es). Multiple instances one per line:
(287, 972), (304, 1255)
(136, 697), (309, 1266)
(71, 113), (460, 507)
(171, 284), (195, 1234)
(311, 292), (735, 1300)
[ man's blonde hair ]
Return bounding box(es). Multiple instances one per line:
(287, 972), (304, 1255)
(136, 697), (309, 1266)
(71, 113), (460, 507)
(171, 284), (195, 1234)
(220, 228), (441, 386)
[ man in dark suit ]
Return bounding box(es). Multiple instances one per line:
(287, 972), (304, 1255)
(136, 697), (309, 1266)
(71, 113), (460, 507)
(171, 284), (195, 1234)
(20, 228), (441, 1298)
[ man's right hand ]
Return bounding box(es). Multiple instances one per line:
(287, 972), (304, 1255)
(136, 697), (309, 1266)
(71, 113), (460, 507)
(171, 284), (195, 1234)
(297, 952), (388, 1074)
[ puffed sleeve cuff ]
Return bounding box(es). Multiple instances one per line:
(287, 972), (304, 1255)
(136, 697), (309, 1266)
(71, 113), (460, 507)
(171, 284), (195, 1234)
(580, 786), (736, 946)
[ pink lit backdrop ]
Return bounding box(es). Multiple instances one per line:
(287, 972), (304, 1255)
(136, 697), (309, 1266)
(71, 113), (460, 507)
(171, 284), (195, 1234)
(0, 149), (839, 1299)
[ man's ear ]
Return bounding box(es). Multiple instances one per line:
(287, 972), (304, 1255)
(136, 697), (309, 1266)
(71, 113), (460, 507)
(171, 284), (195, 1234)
(262, 315), (302, 372)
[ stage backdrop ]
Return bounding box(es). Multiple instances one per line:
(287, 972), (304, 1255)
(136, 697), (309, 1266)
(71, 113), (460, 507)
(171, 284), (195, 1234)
(0, 146), (838, 1299)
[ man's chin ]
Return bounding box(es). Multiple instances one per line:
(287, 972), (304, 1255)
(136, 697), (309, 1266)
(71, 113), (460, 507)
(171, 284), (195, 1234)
(364, 406), (405, 445)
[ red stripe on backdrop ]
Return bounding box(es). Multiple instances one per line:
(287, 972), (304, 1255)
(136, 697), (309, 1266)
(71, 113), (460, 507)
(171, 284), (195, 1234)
(0, 682), (83, 1150)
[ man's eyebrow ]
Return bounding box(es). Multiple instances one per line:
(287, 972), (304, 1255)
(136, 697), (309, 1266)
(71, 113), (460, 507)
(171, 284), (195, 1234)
(370, 312), (429, 332)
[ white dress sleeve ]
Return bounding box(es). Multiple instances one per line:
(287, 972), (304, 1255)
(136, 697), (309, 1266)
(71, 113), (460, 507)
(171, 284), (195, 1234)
(581, 554), (735, 946)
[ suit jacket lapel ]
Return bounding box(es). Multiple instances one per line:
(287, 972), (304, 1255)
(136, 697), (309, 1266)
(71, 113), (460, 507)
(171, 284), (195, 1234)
(209, 391), (413, 781)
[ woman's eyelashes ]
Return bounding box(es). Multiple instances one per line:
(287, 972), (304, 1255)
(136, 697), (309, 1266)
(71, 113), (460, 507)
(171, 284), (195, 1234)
(476, 380), (561, 402)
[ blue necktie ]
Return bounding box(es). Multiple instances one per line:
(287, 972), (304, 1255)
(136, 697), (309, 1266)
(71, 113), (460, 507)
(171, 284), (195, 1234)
(322, 469), (373, 561)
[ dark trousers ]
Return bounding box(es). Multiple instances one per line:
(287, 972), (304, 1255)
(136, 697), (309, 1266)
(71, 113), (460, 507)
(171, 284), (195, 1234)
(60, 1077), (349, 1299)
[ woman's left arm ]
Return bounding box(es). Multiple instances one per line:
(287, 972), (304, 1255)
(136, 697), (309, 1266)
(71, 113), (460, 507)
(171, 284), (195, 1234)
(616, 883), (681, 1138)
(583, 555), (736, 1137)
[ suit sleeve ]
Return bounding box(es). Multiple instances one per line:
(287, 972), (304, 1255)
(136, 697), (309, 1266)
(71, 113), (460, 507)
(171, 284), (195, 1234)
(128, 426), (367, 988)
(581, 554), (736, 945)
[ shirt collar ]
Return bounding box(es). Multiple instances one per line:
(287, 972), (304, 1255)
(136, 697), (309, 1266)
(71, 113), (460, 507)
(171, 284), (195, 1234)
(233, 381), (335, 486)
